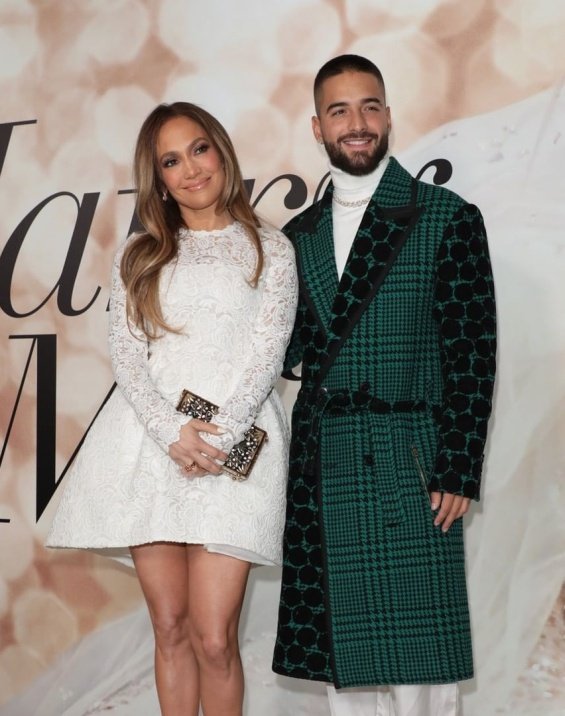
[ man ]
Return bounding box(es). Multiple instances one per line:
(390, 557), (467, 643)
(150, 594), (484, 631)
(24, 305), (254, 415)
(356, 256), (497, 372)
(273, 54), (496, 716)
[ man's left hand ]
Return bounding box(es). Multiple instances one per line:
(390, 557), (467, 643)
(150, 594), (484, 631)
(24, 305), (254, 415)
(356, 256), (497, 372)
(430, 492), (470, 532)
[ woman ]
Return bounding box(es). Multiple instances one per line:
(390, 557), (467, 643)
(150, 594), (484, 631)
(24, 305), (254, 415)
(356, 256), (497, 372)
(47, 102), (298, 715)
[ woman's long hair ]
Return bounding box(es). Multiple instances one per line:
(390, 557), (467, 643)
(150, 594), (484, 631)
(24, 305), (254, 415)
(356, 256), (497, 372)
(121, 102), (263, 340)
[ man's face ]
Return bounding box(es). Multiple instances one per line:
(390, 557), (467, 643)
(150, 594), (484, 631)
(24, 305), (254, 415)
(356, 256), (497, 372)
(312, 70), (391, 176)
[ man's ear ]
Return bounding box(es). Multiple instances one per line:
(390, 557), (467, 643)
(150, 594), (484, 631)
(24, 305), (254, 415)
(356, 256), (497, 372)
(312, 115), (323, 144)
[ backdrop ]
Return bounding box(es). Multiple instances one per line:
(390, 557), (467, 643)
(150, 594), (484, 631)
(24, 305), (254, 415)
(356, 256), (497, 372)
(0, 1), (564, 714)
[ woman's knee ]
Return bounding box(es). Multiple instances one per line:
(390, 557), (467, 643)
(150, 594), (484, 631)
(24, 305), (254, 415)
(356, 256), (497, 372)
(150, 606), (190, 655)
(189, 626), (237, 672)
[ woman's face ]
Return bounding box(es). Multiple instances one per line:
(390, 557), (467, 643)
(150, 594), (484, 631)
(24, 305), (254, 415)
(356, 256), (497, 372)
(156, 116), (226, 225)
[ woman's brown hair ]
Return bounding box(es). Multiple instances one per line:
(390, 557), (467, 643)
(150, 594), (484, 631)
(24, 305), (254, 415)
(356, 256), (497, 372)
(121, 102), (263, 339)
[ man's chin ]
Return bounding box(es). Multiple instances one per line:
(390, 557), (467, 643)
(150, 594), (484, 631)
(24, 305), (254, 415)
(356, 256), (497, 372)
(348, 162), (378, 176)
(337, 155), (382, 176)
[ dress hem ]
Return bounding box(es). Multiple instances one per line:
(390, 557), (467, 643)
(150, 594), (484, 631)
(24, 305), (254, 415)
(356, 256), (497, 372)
(45, 539), (281, 567)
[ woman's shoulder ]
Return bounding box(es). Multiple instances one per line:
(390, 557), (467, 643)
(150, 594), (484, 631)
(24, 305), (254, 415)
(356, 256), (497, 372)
(258, 221), (295, 258)
(113, 230), (148, 262)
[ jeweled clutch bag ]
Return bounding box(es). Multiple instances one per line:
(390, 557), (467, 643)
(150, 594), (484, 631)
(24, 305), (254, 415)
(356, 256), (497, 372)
(176, 389), (267, 481)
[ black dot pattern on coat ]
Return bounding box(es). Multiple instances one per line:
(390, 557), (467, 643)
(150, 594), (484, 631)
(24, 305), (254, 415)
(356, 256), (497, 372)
(430, 204), (496, 498)
(273, 464), (332, 682)
(328, 211), (412, 341)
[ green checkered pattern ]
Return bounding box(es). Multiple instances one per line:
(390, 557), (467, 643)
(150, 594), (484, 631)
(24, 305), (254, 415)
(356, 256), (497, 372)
(273, 158), (496, 687)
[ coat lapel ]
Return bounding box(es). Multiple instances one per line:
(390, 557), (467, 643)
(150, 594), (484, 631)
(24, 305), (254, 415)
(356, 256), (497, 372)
(321, 159), (424, 381)
(293, 158), (424, 389)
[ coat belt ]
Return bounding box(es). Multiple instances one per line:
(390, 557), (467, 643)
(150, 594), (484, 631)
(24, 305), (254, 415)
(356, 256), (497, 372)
(298, 386), (439, 475)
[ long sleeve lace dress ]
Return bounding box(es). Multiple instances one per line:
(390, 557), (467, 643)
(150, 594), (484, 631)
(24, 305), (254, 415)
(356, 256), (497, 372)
(46, 222), (298, 566)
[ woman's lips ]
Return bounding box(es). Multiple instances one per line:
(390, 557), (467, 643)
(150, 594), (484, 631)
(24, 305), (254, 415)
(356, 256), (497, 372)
(183, 177), (210, 191)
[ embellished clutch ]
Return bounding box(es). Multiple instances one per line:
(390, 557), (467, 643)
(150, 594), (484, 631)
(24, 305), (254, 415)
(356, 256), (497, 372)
(176, 389), (267, 481)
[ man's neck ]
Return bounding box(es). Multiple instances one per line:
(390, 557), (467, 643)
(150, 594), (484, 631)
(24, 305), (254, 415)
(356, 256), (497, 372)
(329, 155), (390, 198)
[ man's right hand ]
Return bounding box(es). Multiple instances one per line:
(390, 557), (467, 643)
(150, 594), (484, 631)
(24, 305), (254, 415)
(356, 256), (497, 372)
(430, 491), (470, 533)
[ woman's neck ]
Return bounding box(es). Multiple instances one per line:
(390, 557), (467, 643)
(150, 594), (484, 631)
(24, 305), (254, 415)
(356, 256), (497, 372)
(181, 208), (232, 232)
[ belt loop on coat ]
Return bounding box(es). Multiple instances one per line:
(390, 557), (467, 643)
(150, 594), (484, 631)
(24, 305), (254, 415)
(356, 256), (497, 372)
(302, 386), (344, 474)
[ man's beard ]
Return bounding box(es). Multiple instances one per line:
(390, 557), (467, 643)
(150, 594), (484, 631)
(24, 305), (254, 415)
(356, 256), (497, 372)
(324, 131), (389, 176)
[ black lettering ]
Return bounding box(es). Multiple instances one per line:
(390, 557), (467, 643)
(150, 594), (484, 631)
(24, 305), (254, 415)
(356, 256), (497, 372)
(117, 188), (144, 235)
(252, 174), (308, 211)
(243, 179), (255, 198)
(0, 334), (116, 522)
(0, 192), (102, 317)
(0, 120), (37, 177)
(416, 159), (453, 185)
(313, 172), (331, 204)
(35, 334), (56, 521)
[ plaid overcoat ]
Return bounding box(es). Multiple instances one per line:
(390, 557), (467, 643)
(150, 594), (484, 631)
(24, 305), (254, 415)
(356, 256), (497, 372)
(272, 158), (496, 687)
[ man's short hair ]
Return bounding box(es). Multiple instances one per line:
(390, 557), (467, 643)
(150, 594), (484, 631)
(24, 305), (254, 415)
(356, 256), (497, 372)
(314, 54), (386, 115)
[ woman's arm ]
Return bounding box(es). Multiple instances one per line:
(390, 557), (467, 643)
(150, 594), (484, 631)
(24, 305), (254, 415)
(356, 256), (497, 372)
(107, 240), (191, 453)
(208, 228), (298, 449)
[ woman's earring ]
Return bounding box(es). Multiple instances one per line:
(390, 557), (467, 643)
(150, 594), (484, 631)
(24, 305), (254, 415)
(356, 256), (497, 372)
(162, 190), (168, 202)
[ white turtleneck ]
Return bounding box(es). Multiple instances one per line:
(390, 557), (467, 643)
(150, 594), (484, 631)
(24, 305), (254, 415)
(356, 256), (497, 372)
(330, 155), (390, 278)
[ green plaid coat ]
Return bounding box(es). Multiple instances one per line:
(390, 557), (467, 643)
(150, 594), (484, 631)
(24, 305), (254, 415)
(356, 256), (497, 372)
(272, 158), (496, 687)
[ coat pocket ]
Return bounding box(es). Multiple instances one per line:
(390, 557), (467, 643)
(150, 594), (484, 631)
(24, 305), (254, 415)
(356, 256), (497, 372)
(411, 445), (430, 495)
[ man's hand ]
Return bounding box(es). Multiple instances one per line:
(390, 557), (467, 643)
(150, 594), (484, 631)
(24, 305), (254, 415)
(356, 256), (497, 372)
(430, 492), (470, 532)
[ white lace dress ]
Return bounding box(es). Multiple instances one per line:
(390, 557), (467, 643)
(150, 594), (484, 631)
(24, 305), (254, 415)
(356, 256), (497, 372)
(46, 222), (298, 566)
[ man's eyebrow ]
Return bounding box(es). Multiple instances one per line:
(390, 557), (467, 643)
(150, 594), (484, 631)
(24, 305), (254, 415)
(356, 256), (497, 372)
(325, 97), (383, 113)
(326, 101), (348, 113)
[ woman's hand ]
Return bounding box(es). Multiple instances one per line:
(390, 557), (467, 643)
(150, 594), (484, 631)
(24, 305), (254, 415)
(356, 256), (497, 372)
(169, 419), (229, 477)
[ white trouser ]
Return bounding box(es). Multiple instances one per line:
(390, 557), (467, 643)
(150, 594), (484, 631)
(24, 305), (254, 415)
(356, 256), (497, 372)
(326, 683), (459, 716)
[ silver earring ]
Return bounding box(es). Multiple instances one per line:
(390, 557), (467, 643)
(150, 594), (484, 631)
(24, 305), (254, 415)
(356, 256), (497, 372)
(162, 190), (168, 202)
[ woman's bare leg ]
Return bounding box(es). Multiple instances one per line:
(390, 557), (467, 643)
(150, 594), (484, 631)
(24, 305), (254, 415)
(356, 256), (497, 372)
(186, 546), (251, 716)
(131, 542), (199, 716)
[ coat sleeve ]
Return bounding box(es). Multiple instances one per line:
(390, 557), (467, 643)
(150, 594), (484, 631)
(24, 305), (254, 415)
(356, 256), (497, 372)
(283, 299), (306, 373)
(430, 203), (496, 500)
(281, 220), (305, 373)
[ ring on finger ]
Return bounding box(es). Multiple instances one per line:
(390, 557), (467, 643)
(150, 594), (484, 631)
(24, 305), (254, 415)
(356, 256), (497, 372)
(183, 461), (197, 473)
